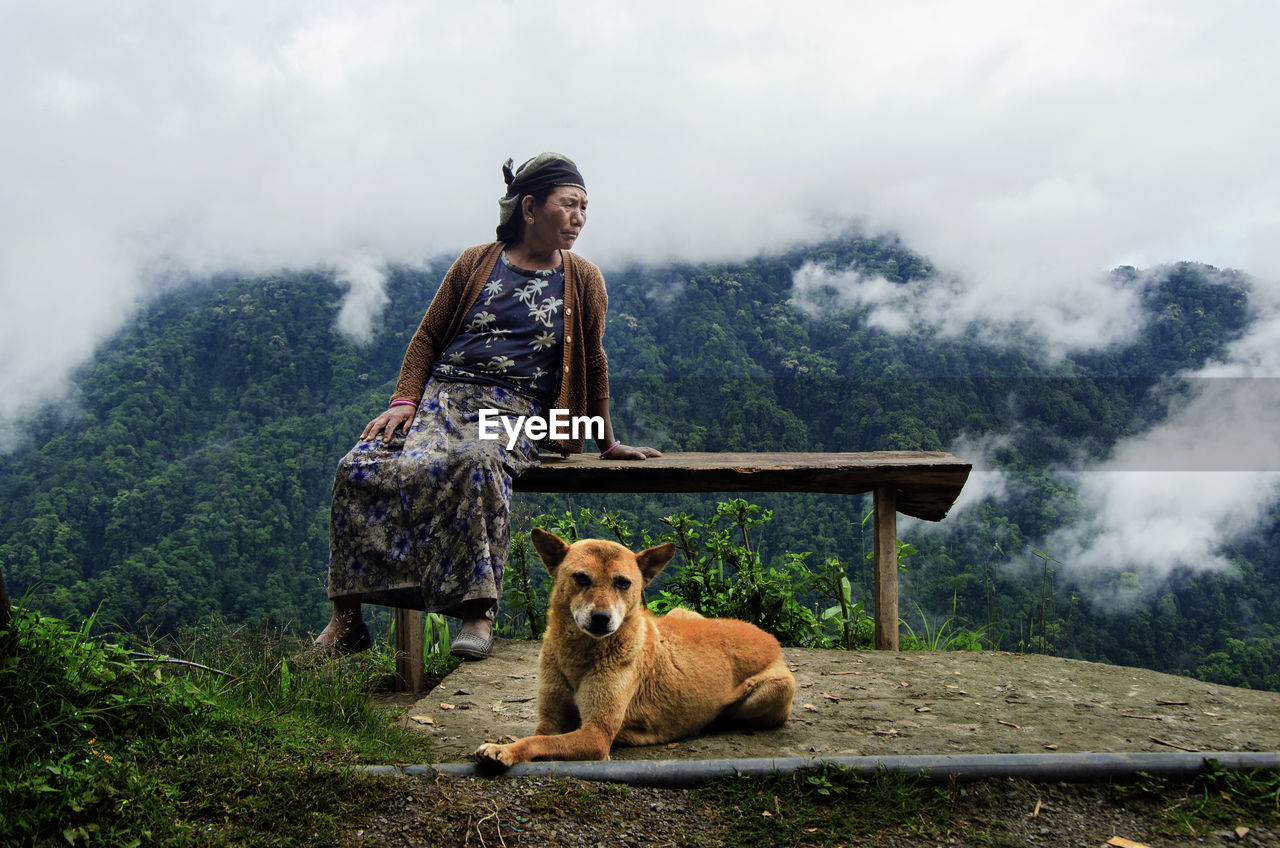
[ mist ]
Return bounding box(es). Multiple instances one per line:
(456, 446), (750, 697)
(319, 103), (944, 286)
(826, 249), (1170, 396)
(1041, 292), (1280, 592)
(906, 287), (1280, 595)
(5, 2), (1280, 588)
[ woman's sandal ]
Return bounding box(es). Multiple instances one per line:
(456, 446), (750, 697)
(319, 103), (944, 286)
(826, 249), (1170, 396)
(449, 631), (493, 661)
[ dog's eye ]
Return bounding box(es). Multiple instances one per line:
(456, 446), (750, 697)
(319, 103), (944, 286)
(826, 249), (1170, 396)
(572, 572), (591, 588)
(613, 577), (632, 591)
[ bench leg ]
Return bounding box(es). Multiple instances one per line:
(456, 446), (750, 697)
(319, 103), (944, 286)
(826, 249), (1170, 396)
(873, 487), (900, 651)
(394, 608), (425, 693)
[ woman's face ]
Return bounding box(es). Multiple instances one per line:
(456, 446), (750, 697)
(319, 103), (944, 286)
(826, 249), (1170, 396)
(525, 186), (588, 251)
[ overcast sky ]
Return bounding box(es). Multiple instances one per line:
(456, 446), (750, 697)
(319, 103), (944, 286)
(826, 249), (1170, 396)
(4, 1), (1279, 585)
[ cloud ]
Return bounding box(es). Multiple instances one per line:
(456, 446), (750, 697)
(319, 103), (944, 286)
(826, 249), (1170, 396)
(1055, 470), (1280, 576)
(936, 295), (1280, 594)
(790, 260), (1146, 356)
(1040, 293), (1280, 587)
(331, 251), (390, 344)
(887, 257), (1280, 593)
(4, 1), (1280, 475)
(941, 433), (1013, 518)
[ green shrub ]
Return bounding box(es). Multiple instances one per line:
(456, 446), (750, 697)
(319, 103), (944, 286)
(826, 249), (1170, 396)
(1, 608), (218, 845)
(1, 608), (426, 846)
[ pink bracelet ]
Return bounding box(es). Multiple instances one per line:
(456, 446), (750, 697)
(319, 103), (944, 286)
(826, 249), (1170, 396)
(389, 400), (417, 410)
(599, 441), (621, 458)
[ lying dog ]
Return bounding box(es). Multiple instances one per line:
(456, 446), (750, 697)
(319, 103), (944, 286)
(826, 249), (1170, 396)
(474, 529), (795, 767)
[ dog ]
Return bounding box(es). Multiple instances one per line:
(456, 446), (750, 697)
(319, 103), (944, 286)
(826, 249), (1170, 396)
(474, 528), (796, 767)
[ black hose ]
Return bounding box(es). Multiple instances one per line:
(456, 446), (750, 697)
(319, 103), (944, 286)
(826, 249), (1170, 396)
(365, 751), (1280, 788)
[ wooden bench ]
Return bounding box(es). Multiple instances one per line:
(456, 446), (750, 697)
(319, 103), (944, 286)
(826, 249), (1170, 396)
(393, 451), (971, 691)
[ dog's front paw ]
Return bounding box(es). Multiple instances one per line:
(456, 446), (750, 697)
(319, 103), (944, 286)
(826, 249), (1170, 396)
(474, 742), (520, 769)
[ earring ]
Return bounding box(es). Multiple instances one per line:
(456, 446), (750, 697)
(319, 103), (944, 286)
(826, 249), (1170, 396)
(526, 216), (534, 224)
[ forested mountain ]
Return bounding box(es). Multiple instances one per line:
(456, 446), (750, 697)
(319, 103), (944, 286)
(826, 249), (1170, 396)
(2, 234), (1277, 689)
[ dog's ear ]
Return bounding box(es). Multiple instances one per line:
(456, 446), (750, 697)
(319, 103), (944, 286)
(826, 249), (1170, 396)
(530, 528), (570, 574)
(635, 542), (676, 585)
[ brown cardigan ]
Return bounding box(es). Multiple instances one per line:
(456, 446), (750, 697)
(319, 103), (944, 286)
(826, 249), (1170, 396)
(390, 241), (610, 453)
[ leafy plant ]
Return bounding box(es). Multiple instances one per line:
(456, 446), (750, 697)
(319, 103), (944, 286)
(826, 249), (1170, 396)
(900, 600), (988, 651)
(649, 509), (718, 615)
(2, 606), (430, 846)
(1117, 764), (1280, 837)
(1, 608), (212, 845)
(1030, 544), (1061, 655)
(647, 499), (824, 646)
(500, 532), (546, 639)
(697, 763), (945, 846)
(813, 554), (875, 649)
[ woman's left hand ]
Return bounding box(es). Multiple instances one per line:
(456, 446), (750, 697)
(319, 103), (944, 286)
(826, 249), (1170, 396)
(602, 444), (662, 461)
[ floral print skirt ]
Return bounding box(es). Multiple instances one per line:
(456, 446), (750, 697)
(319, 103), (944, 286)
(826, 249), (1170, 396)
(327, 378), (541, 619)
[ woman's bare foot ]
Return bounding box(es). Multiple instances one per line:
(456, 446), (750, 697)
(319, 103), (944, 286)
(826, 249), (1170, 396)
(314, 596), (365, 647)
(457, 616), (492, 640)
(455, 598), (495, 639)
(293, 599), (370, 665)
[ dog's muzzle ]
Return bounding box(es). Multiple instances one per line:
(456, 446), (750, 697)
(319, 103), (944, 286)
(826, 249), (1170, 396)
(574, 606), (619, 638)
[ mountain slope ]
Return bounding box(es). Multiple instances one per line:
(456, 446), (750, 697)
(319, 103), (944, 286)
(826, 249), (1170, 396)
(1, 235), (1274, 688)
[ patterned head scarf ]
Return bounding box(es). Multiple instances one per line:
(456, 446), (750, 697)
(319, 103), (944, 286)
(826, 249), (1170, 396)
(497, 153), (586, 227)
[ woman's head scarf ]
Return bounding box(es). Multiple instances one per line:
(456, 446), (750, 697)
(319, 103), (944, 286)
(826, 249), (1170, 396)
(497, 153), (586, 227)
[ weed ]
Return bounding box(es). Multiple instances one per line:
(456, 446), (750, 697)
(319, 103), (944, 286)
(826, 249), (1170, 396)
(1118, 765), (1280, 837)
(901, 600), (989, 651)
(1, 606), (428, 846)
(695, 763), (953, 846)
(814, 554), (876, 649)
(1029, 544), (1061, 655)
(501, 533), (546, 638)
(648, 500), (823, 646)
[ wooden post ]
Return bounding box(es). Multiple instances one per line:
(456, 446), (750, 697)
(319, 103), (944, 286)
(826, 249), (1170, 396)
(394, 609), (424, 692)
(873, 486), (899, 651)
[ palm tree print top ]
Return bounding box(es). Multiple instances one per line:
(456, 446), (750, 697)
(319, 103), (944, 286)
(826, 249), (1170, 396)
(431, 252), (565, 404)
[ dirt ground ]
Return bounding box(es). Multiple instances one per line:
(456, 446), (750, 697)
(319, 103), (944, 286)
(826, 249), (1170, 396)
(384, 638), (1280, 762)
(349, 641), (1280, 847)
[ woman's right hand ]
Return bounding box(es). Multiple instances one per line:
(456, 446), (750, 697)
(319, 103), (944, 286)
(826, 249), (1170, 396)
(361, 405), (416, 443)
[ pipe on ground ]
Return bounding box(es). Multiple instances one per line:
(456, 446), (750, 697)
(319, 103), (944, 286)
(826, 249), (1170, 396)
(364, 751), (1280, 788)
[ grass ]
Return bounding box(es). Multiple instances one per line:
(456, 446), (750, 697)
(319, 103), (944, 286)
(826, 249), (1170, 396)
(5, 605), (1277, 846)
(693, 763), (958, 846)
(694, 762), (1280, 847)
(1117, 763), (1280, 838)
(900, 604), (989, 652)
(0, 607), (439, 847)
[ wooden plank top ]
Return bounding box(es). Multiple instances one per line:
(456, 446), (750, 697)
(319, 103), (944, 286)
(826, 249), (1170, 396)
(516, 451), (971, 522)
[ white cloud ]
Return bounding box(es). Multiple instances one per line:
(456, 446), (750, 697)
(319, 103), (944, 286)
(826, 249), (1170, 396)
(332, 251), (390, 344)
(936, 309), (1280, 590)
(1038, 302), (1280, 586)
(4, 1), (1280, 462)
(1054, 470), (1280, 578)
(790, 259), (1146, 355)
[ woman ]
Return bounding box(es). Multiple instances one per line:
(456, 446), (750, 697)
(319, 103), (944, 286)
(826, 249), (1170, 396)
(312, 153), (658, 661)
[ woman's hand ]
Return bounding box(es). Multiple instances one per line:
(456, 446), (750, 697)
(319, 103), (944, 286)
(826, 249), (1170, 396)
(586, 399), (660, 461)
(361, 405), (416, 443)
(602, 444), (662, 461)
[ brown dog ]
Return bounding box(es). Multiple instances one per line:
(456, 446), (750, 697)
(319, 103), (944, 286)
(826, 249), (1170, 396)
(474, 529), (795, 767)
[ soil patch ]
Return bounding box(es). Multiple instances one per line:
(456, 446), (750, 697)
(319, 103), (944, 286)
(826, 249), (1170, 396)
(354, 643), (1280, 847)
(339, 773), (1280, 848)
(383, 638), (1280, 762)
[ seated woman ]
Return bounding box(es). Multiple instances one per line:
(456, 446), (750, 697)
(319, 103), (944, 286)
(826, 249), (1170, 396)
(312, 153), (658, 661)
